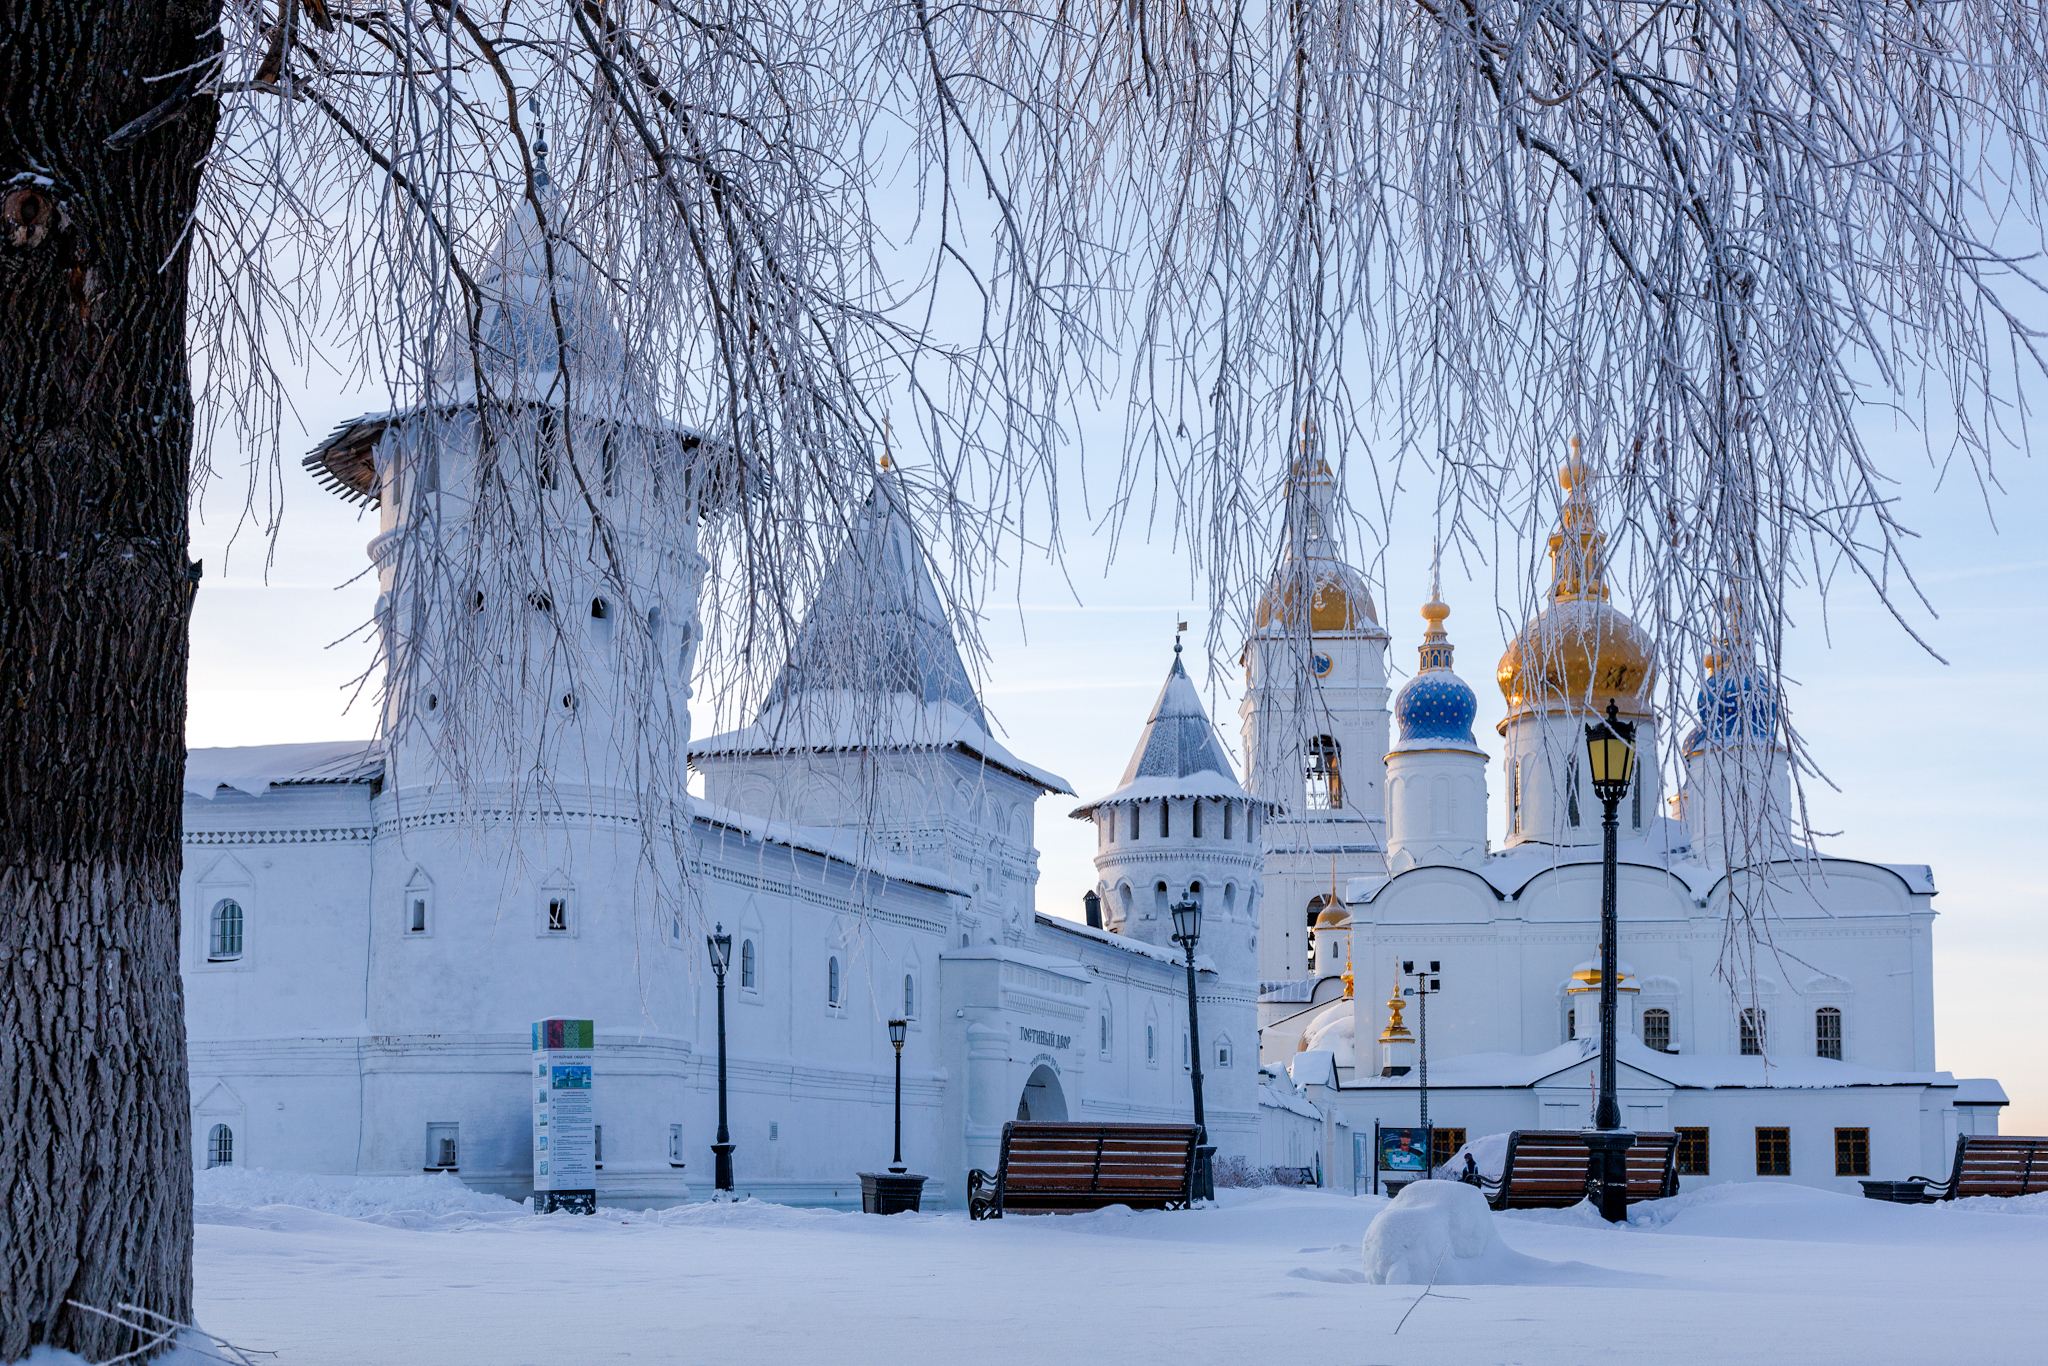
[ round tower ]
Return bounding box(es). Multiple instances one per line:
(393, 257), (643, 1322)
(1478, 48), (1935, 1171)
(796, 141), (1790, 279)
(1494, 445), (1660, 846)
(1678, 633), (1790, 860)
(1384, 585), (1489, 872)
(1073, 643), (1270, 983)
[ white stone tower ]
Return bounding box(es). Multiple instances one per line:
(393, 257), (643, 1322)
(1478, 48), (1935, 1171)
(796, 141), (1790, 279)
(690, 483), (1071, 944)
(1384, 584), (1489, 873)
(1494, 446), (1661, 846)
(1238, 451), (1391, 984)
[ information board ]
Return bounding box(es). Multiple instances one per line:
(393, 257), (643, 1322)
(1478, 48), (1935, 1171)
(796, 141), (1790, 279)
(532, 1018), (597, 1214)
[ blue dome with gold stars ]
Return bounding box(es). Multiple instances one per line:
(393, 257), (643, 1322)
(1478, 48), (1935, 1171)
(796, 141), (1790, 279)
(1683, 661), (1777, 755)
(1392, 595), (1479, 745)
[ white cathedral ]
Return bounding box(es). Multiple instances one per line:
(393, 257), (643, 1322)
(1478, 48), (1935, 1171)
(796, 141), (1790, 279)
(180, 205), (2003, 1208)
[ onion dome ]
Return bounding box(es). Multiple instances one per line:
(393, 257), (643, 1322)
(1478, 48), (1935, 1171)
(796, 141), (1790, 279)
(1391, 591), (1479, 747)
(1250, 450), (1388, 638)
(1496, 444), (1654, 722)
(1684, 653), (1779, 757)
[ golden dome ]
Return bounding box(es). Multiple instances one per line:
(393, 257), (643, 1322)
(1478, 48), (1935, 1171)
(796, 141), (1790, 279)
(1496, 443), (1654, 720)
(1253, 563), (1380, 634)
(1313, 903), (1352, 928)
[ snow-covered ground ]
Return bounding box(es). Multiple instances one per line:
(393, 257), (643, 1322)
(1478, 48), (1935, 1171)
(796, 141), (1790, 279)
(189, 1170), (2048, 1364)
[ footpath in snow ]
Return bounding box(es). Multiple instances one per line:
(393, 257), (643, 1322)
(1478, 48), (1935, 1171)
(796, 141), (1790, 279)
(184, 1169), (2048, 1365)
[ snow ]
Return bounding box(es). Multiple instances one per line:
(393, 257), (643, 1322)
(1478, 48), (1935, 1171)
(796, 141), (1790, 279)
(1360, 1179), (1613, 1286)
(184, 1169), (2048, 1363)
(183, 741), (380, 799)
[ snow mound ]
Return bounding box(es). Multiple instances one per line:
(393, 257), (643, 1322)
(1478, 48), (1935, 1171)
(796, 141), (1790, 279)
(1362, 1180), (1645, 1286)
(194, 1168), (522, 1222)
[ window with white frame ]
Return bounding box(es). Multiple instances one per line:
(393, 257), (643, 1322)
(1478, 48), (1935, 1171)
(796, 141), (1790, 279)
(209, 898), (244, 961)
(546, 896), (570, 934)
(740, 939), (757, 990)
(1306, 735), (1342, 811)
(1643, 1007), (1672, 1053)
(425, 1122), (459, 1171)
(904, 973), (916, 1020)
(206, 1123), (234, 1169)
(1146, 1022), (1156, 1064)
(1215, 1037), (1233, 1068)
(827, 955), (841, 1008)
(404, 870), (433, 937)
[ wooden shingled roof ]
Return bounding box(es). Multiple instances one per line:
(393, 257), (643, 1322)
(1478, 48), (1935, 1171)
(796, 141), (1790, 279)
(302, 415), (392, 506)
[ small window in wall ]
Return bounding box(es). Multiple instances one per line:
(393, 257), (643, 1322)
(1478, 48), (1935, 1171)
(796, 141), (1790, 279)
(1182, 1033), (1189, 1068)
(1566, 754), (1582, 827)
(600, 428), (619, 496)
(740, 939), (757, 990)
(1510, 758), (1524, 834)
(669, 1123), (685, 1167)
(1755, 1126), (1790, 1176)
(1306, 735), (1342, 811)
(1431, 1129), (1467, 1169)
(206, 1123), (234, 1169)
(1816, 1007), (1843, 1061)
(1740, 1007), (1767, 1056)
(1676, 1127), (1710, 1175)
(1146, 1024), (1156, 1063)
(425, 1122), (460, 1172)
(1223, 803), (1234, 840)
(209, 898), (244, 961)
(1643, 1007), (1671, 1052)
(1567, 1007), (1576, 1041)
(1099, 1014), (1109, 1053)
(546, 897), (571, 935)
(828, 956), (841, 1007)
(1160, 802), (1171, 838)
(1215, 1039), (1232, 1068)
(904, 973), (916, 1019)
(1129, 806), (1139, 841)
(1835, 1127), (1870, 1177)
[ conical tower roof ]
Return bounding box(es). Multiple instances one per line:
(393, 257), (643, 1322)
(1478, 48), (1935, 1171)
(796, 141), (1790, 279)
(1071, 648), (1267, 816)
(691, 483), (1070, 794)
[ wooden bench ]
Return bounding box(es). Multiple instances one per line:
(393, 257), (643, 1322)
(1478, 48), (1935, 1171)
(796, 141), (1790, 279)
(1474, 1130), (1680, 1210)
(1894, 1135), (2048, 1202)
(968, 1122), (1201, 1219)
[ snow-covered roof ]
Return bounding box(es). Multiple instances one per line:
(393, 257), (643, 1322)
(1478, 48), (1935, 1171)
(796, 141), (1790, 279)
(185, 742), (382, 800)
(1071, 650), (1263, 816)
(1953, 1079), (2010, 1105)
(691, 693), (1071, 795)
(1258, 1081), (1324, 1122)
(1346, 822), (1939, 908)
(1034, 912), (1217, 972)
(1333, 1031), (1964, 1093)
(690, 796), (972, 896)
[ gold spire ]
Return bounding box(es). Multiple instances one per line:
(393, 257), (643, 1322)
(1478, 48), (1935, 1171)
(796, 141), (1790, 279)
(1547, 438), (1610, 604)
(1418, 538), (1454, 671)
(1380, 974), (1412, 1043)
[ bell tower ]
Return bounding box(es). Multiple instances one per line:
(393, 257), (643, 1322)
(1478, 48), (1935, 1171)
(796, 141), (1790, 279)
(1238, 448), (1391, 985)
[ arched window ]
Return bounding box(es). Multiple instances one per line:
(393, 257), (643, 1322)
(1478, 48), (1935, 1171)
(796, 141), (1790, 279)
(1306, 736), (1342, 810)
(1146, 1023), (1156, 1062)
(1740, 1007), (1767, 1056)
(1214, 1037), (1233, 1068)
(600, 427), (619, 496)
(1643, 1007), (1671, 1052)
(1160, 801), (1170, 837)
(1305, 897), (1327, 973)
(827, 955), (841, 1007)
(1154, 881), (1169, 920)
(1510, 758), (1524, 834)
(904, 973), (916, 1019)
(1129, 805), (1139, 841)
(1567, 1007), (1576, 1041)
(207, 1123), (234, 1169)
(1192, 800), (1204, 838)
(209, 899), (243, 961)
(1566, 753), (1582, 827)
(1099, 1014), (1108, 1053)
(1815, 1006), (1843, 1060)
(1223, 802), (1234, 840)
(589, 597), (614, 648)
(740, 939), (757, 990)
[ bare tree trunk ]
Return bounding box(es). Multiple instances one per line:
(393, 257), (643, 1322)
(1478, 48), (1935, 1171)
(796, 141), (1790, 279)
(2, 2), (220, 1358)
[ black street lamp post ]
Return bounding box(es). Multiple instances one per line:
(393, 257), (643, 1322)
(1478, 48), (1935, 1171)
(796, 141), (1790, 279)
(1402, 960), (1442, 1176)
(706, 922), (736, 1197)
(1170, 894), (1214, 1201)
(888, 1018), (908, 1173)
(1584, 700), (1640, 1223)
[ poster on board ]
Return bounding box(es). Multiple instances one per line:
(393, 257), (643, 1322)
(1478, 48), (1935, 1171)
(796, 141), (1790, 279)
(533, 1018), (597, 1214)
(1378, 1127), (1428, 1174)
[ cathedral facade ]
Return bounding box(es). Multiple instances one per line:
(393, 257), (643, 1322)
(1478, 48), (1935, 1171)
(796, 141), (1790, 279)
(1254, 454), (2006, 1192)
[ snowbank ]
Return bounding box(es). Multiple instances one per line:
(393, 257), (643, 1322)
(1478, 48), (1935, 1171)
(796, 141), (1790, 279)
(1362, 1179), (1587, 1285)
(195, 1168), (522, 1222)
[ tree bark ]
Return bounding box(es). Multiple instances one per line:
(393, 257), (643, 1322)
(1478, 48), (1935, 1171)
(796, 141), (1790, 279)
(2, 2), (221, 1358)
